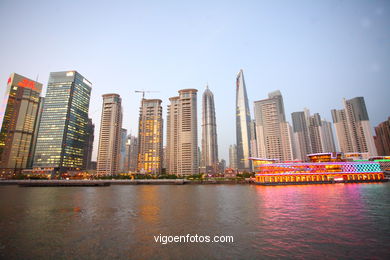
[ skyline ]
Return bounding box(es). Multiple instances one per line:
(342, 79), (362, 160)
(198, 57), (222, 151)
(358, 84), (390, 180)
(1, 0), (389, 162)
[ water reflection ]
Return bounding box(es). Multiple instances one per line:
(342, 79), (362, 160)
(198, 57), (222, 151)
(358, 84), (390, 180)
(0, 184), (389, 259)
(254, 184), (389, 258)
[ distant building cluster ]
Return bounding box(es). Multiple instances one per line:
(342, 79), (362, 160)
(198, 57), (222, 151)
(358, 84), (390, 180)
(0, 70), (388, 178)
(233, 70), (384, 173)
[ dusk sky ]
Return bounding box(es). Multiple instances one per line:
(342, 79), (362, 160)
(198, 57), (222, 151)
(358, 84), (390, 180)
(0, 0), (389, 162)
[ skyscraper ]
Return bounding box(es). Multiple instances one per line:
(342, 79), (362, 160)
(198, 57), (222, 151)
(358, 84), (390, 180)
(332, 97), (377, 156)
(229, 144), (238, 169)
(374, 117), (390, 156)
(33, 71), (92, 175)
(308, 113), (323, 154)
(344, 97), (377, 156)
(291, 111), (312, 160)
(219, 159), (226, 173)
(166, 89), (198, 176)
(83, 118), (94, 170)
(27, 96), (44, 168)
(254, 90), (293, 161)
(97, 94), (122, 175)
(137, 99), (163, 174)
(250, 120), (258, 158)
(288, 123), (299, 160)
(293, 109), (336, 158)
(124, 134), (138, 172)
(0, 73), (42, 177)
(235, 69), (252, 170)
(320, 119), (336, 153)
(119, 128), (127, 172)
(331, 109), (353, 153)
(201, 85), (218, 175)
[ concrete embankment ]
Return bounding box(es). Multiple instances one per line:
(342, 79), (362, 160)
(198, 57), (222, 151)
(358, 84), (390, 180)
(0, 179), (252, 186)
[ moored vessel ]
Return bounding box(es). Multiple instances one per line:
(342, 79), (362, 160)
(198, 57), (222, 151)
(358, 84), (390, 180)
(251, 153), (387, 185)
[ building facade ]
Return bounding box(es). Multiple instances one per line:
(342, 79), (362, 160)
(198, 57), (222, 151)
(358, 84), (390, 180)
(83, 118), (94, 170)
(320, 119), (336, 153)
(331, 109), (353, 153)
(291, 111), (312, 161)
(229, 144), (238, 169)
(307, 113), (324, 154)
(332, 97), (377, 156)
(96, 94), (122, 175)
(250, 120), (258, 159)
(201, 86), (218, 174)
(236, 69), (252, 170)
(27, 96), (44, 168)
(374, 117), (390, 156)
(33, 71), (92, 175)
(166, 89), (198, 176)
(137, 99), (163, 174)
(119, 128), (127, 172)
(124, 134), (138, 172)
(0, 73), (43, 176)
(254, 91), (293, 161)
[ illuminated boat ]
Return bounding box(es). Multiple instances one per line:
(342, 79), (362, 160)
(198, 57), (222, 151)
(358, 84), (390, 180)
(251, 153), (387, 185)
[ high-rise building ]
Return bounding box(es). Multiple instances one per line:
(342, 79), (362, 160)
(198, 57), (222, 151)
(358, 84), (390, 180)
(166, 89), (198, 176)
(374, 117), (390, 156)
(332, 97), (377, 156)
(137, 99), (163, 174)
(229, 144), (238, 169)
(250, 120), (258, 158)
(254, 90), (293, 161)
(308, 113), (323, 154)
(288, 122), (299, 160)
(198, 146), (202, 172)
(0, 73), (42, 176)
(236, 69), (252, 170)
(124, 134), (138, 172)
(320, 119), (336, 153)
(33, 71), (92, 175)
(162, 146), (167, 170)
(119, 128), (127, 172)
(291, 111), (312, 160)
(83, 118), (94, 170)
(293, 109), (336, 157)
(331, 109), (353, 153)
(219, 159), (226, 173)
(201, 85), (218, 175)
(27, 97), (44, 168)
(344, 97), (377, 155)
(97, 94), (122, 175)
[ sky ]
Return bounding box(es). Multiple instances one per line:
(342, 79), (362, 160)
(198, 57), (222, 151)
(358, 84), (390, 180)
(0, 0), (389, 162)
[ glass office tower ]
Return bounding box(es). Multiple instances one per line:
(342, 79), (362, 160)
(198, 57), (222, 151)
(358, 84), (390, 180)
(201, 85), (218, 174)
(236, 69), (251, 171)
(0, 73), (42, 177)
(33, 71), (92, 175)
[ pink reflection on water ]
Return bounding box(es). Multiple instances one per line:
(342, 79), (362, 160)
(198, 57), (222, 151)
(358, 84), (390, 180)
(253, 184), (375, 258)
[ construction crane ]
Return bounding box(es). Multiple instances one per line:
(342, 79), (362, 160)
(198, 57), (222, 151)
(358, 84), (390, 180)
(134, 90), (159, 99)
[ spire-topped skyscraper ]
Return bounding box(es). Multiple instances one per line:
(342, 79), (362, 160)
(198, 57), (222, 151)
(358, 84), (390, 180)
(201, 85), (218, 174)
(235, 69), (252, 170)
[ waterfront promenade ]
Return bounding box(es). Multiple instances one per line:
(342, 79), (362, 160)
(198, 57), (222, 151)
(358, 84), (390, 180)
(0, 179), (252, 186)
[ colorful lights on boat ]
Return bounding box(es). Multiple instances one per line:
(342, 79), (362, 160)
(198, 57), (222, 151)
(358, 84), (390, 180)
(250, 153), (386, 185)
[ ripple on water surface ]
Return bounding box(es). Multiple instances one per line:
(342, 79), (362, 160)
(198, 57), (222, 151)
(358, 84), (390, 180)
(0, 183), (389, 259)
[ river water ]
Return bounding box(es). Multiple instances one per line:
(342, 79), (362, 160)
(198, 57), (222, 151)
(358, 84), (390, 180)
(0, 183), (389, 259)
